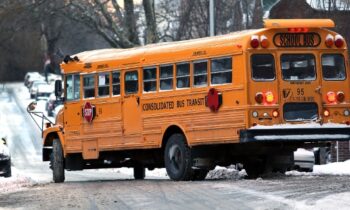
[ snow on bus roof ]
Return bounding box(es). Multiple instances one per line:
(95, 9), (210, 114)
(71, 29), (261, 63)
(264, 19), (335, 29)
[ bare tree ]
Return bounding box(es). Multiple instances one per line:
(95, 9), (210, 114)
(252, 0), (263, 28)
(143, 0), (158, 44)
(62, 0), (158, 48)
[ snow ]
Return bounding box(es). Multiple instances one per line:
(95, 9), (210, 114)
(295, 148), (313, 157)
(313, 160), (350, 175)
(0, 168), (36, 194)
(299, 192), (350, 210)
(0, 140), (10, 156)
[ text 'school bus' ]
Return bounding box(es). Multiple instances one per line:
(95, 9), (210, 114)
(35, 19), (350, 183)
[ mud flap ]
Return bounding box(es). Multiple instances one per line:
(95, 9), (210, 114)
(82, 140), (99, 160)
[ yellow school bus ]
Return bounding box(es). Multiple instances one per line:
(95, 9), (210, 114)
(37, 19), (350, 182)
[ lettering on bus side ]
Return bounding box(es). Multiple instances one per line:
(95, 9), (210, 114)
(192, 50), (207, 56)
(142, 97), (206, 111)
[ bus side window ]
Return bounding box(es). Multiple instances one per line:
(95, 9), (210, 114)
(112, 71), (120, 96)
(83, 74), (95, 98)
(125, 71), (138, 94)
(194, 60), (208, 87)
(143, 67), (157, 92)
(160, 65), (173, 90)
(66, 74), (80, 101)
(176, 63), (190, 89)
(211, 57), (232, 85)
(98, 72), (110, 97)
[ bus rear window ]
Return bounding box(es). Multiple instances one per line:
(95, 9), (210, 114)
(322, 54), (346, 80)
(281, 54), (316, 81)
(251, 54), (275, 81)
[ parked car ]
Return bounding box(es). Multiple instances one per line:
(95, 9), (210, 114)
(293, 148), (315, 172)
(25, 72), (44, 88)
(46, 93), (63, 117)
(314, 147), (332, 165)
(0, 137), (11, 177)
(47, 73), (62, 85)
(35, 84), (54, 100)
(29, 80), (47, 99)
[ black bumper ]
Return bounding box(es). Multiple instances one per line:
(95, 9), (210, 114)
(0, 159), (11, 175)
(240, 127), (350, 143)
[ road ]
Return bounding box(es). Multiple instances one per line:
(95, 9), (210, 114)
(1, 83), (350, 210)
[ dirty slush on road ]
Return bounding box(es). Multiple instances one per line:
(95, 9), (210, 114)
(1, 173), (350, 209)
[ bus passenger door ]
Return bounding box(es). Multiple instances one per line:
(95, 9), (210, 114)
(122, 70), (142, 141)
(63, 74), (83, 142)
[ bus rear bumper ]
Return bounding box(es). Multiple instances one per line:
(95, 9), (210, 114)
(240, 127), (350, 143)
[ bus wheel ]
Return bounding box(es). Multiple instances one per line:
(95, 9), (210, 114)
(244, 161), (265, 179)
(52, 139), (65, 183)
(134, 165), (145, 180)
(164, 133), (193, 181)
(191, 169), (209, 181)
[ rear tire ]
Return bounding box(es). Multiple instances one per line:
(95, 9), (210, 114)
(52, 139), (65, 183)
(191, 169), (208, 181)
(134, 165), (145, 180)
(244, 160), (265, 179)
(164, 133), (193, 181)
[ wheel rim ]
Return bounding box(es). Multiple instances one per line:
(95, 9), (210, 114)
(168, 144), (183, 171)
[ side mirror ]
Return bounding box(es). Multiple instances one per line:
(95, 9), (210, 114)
(55, 80), (62, 97)
(27, 101), (37, 112)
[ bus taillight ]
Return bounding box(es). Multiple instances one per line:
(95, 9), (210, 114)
(272, 110), (279, 118)
(260, 35), (269, 48)
(335, 35), (345, 48)
(250, 35), (260, 48)
(255, 92), (264, 104)
(327, 91), (336, 103)
(265, 91), (274, 104)
(325, 34), (334, 48)
(323, 109), (330, 117)
(337, 91), (345, 103)
(288, 28), (309, 33)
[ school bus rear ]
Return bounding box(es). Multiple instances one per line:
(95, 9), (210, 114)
(242, 19), (350, 143)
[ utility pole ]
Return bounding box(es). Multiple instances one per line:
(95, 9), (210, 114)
(209, 0), (215, 36)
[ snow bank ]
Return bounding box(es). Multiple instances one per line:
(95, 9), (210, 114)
(313, 160), (350, 175)
(287, 160), (350, 176)
(0, 168), (36, 194)
(207, 166), (246, 180)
